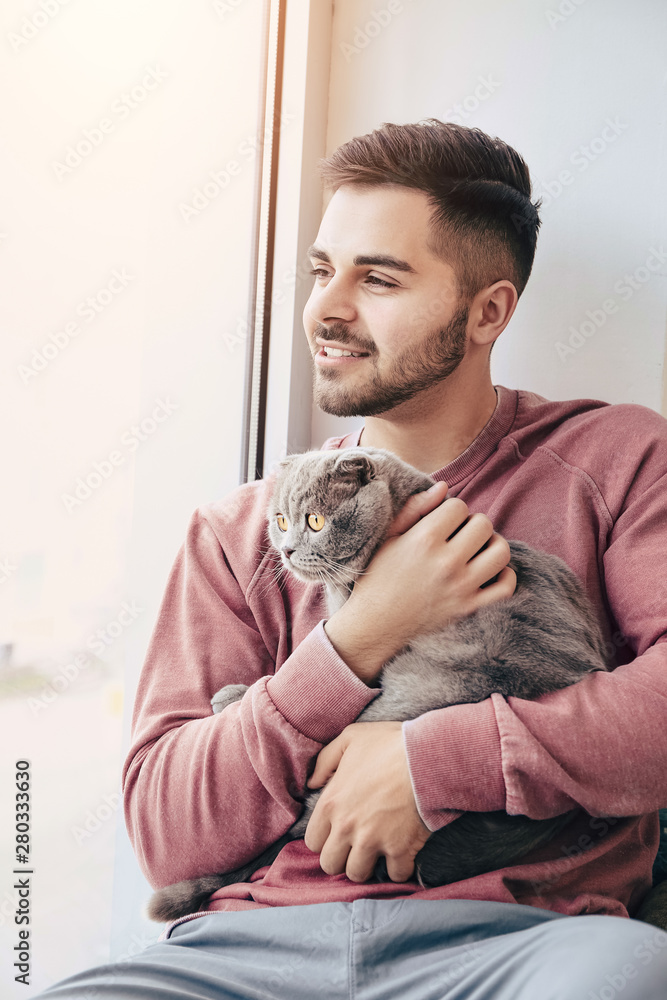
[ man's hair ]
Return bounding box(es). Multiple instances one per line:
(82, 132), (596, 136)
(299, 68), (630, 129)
(319, 119), (542, 303)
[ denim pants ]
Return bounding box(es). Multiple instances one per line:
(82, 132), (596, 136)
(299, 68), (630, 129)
(34, 898), (667, 1000)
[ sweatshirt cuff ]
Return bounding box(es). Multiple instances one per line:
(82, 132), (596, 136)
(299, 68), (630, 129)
(403, 699), (506, 832)
(266, 620), (379, 743)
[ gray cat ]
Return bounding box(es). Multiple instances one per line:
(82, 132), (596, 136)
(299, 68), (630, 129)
(148, 446), (609, 922)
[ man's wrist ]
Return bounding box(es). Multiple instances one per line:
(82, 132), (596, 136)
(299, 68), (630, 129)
(324, 606), (398, 685)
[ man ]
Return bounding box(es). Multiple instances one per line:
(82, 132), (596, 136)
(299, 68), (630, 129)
(37, 121), (667, 998)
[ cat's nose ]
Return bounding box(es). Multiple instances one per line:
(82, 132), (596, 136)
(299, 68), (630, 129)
(281, 546), (294, 560)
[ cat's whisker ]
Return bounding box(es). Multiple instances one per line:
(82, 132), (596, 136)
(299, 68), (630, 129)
(251, 539), (274, 558)
(259, 543), (282, 564)
(313, 554), (359, 588)
(255, 564), (289, 601)
(313, 569), (337, 591)
(310, 556), (347, 580)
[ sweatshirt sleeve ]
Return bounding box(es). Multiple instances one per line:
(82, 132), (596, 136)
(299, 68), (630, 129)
(122, 503), (377, 889)
(403, 446), (667, 833)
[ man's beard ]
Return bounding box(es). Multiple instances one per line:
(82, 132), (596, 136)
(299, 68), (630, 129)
(312, 306), (469, 418)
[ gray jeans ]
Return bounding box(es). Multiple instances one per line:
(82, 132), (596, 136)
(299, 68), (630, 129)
(35, 899), (667, 999)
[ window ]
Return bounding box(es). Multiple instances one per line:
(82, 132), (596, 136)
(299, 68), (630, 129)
(0, 0), (308, 987)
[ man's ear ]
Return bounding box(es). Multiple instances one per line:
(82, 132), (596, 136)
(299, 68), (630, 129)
(468, 280), (518, 348)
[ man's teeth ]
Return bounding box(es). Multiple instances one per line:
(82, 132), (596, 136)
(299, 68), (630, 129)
(323, 347), (364, 357)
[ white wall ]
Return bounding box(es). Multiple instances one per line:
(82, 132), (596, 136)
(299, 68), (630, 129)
(311, 0), (667, 447)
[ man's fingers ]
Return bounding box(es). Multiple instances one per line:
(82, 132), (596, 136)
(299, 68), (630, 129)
(386, 481), (448, 538)
(466, 532), (512, 586)
(318, 837), (353, 877)
(445, 510), (495, 558)
(320, 841), (418, 884)
(344, 844), (379, 883)
(303, 802), (330, 853)
(383, 851), (418, 883)
(307, 733), (346, 788)
(423, 495), (471, 540)
(474, 565), (517, 607)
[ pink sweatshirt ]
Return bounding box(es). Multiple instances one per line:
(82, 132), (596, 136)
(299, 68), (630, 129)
(122, 385), (667, 920)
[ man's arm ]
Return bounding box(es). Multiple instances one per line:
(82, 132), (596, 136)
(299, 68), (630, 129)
(404, 463), (667, 831)
(323, 483), (516, 678)
(302, 487), (517, 881)
(122, 497), (379, 890)
(124, 480), (514, 891)
(304, 447), (667, 882)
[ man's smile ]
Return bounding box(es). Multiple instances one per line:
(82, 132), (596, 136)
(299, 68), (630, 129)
(314, 334), (373, 366)
(315, 345), (371, 366)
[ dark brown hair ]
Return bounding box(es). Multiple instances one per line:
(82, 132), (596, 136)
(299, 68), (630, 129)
(319, 119), (542, 302)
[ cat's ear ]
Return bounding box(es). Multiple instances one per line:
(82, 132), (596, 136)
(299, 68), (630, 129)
(334, 452), (376, 487)
(271, 454), (300, 474)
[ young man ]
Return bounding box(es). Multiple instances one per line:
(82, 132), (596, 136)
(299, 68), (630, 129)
(37, 122), (667, 998)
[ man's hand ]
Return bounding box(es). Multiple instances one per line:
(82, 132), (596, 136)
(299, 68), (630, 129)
(324, 482), (516, 684)
(303, 721), (431, 883)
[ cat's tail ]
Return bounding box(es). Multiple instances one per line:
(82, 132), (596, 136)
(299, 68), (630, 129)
(147, 874), (233, 923)
(146, 833), (296, 922)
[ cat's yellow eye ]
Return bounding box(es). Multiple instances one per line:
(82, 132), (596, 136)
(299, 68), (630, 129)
(307, 513), (325, 531)
(276, 515), (288, 532)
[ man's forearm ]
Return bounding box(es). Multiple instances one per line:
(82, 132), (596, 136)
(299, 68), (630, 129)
(125, 622), (379, 888)
(402, 641), (667, 829)
(324, 606), (396, 685)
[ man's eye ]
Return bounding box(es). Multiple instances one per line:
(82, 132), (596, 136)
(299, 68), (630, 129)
(366, 275), (397, 288)
(309, 267), (396, 289)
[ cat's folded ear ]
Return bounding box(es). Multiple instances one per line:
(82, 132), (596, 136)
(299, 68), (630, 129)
(271, 454), (301, 474)
(334, 450), (376, 486)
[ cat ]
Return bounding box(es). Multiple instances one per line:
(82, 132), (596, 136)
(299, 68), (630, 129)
(148, 446), (610, 922)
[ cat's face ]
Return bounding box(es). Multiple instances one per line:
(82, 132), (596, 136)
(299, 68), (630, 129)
(267, 450), (395, 588)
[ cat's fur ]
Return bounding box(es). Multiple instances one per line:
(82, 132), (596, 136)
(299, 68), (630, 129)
(148, 446), (610, 922)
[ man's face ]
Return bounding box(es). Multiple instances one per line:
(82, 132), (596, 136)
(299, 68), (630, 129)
(303, 183), (469, 417)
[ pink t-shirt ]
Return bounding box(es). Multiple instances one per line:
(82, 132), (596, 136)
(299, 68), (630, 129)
(123, 386), (667, 925)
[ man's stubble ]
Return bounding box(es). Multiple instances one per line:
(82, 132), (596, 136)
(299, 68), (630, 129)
(312, 305), (470, 418)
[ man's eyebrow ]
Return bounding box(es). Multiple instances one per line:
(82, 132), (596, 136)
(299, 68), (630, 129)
(306, 244), (417, 275)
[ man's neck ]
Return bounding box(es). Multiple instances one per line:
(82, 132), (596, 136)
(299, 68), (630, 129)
(357, 373), (498, 474)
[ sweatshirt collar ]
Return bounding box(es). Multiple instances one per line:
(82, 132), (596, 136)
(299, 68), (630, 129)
(338, 385), (518, 486)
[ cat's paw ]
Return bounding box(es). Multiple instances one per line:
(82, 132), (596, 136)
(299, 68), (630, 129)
(211, 683), (249, 714)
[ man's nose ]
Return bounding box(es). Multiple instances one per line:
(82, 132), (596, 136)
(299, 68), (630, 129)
(306, 275), (356, 326)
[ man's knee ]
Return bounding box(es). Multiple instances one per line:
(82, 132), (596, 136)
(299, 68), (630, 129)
(543, 916), (667, 999)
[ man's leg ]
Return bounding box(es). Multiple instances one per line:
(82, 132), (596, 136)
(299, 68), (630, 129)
(351, 898), (667, 1000)
(32, 904), (352, 1000)
(32, 899), (667, 1000)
